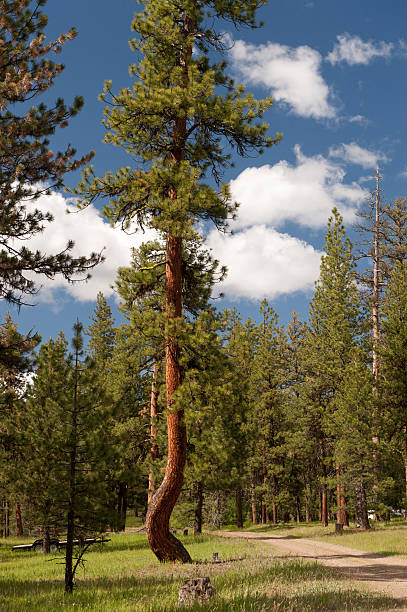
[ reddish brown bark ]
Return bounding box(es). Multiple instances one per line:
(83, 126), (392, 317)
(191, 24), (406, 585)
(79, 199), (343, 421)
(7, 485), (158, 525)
(148, 358), (160, 506)
(144, 9), (193, 564)
(145, 234), (191, 563)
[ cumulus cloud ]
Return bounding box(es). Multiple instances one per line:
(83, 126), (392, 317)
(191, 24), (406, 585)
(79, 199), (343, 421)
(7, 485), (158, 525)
(229, 145), (366, 230)
(229, 39), (336, 119)
(207, 226), (321, 300)
(12, 143), (370, 306)
(329, 142), (389, 169)
(327, 33), (394, 65)
(16, 190), (157, 303)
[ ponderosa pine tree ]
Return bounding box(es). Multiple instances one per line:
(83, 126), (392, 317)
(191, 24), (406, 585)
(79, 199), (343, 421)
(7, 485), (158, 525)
(75, 0), (279, 562)
(303, 208), (360, 526)
(0, 0), (101, 306)
(115, 237), (224, 512)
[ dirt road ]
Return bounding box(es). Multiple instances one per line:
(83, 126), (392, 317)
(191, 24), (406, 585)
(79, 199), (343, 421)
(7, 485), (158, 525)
(218, 530), (407, 601)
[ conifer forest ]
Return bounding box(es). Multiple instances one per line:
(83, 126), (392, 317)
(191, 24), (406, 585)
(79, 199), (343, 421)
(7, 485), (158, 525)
(2, 0), (407, 606)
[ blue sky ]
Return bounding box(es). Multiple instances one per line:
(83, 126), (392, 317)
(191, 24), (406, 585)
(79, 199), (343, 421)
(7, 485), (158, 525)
(3, 0), (407, 342)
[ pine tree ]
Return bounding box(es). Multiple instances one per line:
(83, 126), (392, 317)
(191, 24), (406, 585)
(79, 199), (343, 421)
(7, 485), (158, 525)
(12, 333), (71, 549)
(0, 313), (39, 537)
(0, 0), (101, 306)
(303, 208), (360, 526)
(64, 321), (112, 593)
(247, 300), (286, 524)
(75, 0), (279, 562)
(380, 263), (407, 515)
(222, 309), (257, 526)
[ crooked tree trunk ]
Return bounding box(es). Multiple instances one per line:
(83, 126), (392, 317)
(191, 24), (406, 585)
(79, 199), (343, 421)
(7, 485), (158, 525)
(194, 481), (203, 535)
(145, 234), (191, 563)
(145, 9), (194, 563)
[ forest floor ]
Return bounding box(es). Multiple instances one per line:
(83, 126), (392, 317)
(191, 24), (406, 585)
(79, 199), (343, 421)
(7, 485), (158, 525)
(218, 528), (407, 602)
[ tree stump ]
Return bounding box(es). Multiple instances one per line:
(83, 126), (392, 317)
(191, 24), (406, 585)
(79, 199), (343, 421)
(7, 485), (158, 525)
(335, 523), (344, 534)
(178, 577), (215, 607)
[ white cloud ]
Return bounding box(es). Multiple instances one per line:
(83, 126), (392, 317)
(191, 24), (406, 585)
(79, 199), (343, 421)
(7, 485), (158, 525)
(207, 225), (321, 300)
(348, 114), (369, 125)
(13, 143), (369, 306)
(229, 39), (336, 119)
(229, 145), (366, 230)
(329, 142), (389, 169)
(15, 190), (156, 303)
(327, 33), (394, 65)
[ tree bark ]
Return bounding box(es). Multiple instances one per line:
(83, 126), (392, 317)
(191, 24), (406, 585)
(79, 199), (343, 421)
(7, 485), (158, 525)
(320, 439), (328, 526)
(42, 524), (50, 554)
(372, 167), (381, 504)
(236, 488), (243, 529)
(118, 482), (128, 531)
(65, 343), (79, 593)
(355, 479), (370, 530)
(321, 484), (328, 527)
(15, 502), (23, 536)
(2, 500), (9, 538)
(194, 481), (203, 535)
(250, 483), (257, 524)
(145, 234), (191, 563)
(272, 502), (277, 524)
(148, 358), (160, 506)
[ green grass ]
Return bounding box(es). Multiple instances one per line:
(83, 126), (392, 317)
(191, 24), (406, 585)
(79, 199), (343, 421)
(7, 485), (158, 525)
(0, 532), (404, 610)
(233, 519), (407, 558)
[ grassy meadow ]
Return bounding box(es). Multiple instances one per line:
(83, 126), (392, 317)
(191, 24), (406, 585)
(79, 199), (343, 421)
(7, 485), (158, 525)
(0, 531), (405, 611)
